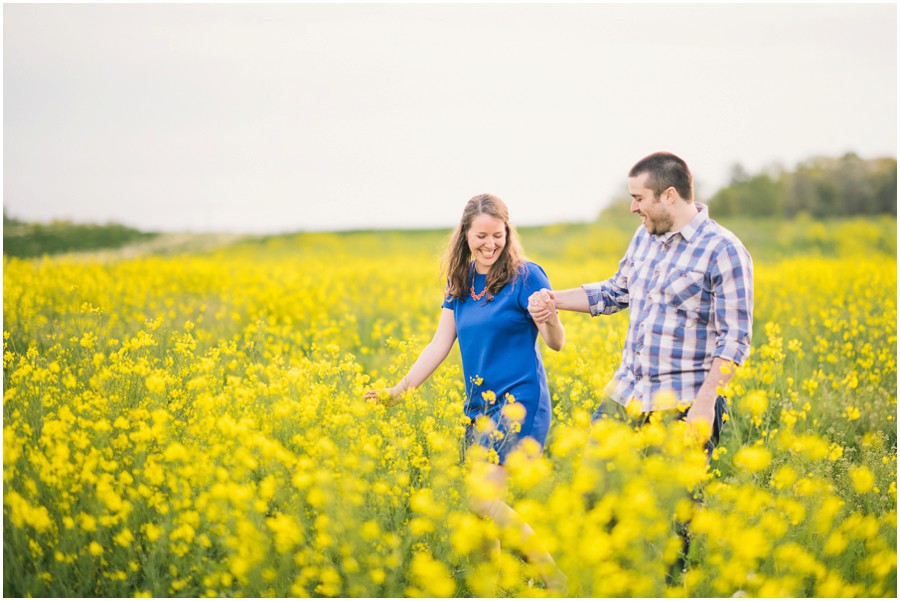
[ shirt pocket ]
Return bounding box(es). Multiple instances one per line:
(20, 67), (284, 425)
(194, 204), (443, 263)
(663, 269), (707, 315)
(628, 259), (652, 298)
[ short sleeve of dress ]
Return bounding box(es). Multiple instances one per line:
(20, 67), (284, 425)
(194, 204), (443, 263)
(441, 281), (457, 310)
(518, 262), (552, 311)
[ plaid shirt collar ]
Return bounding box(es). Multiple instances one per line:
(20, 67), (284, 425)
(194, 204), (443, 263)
(652, 202), (709, 246)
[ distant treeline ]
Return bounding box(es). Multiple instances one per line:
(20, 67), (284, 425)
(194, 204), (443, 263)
(709, 153), (896, 218)
(3, 212), (156, 258)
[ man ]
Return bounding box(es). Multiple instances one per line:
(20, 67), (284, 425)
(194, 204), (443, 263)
(528, 151), (754, 453)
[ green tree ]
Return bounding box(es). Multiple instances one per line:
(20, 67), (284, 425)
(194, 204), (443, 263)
(709, 163), (787, 218)
(710, 154), (896, 218)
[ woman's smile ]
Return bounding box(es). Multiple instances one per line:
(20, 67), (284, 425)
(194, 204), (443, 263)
(467, 214), (506, 273)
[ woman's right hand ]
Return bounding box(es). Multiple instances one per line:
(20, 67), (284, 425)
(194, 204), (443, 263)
(365, 387), (400, 406)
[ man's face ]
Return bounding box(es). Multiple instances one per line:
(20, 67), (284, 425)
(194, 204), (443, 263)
(628, 173), (673, 235)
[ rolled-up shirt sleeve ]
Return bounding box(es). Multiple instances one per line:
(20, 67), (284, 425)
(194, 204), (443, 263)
(711, 240), (754, 365)
(582, 253), (632, 316)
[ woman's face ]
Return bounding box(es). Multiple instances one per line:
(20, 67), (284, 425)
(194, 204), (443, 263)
(466, 212), (506, 274)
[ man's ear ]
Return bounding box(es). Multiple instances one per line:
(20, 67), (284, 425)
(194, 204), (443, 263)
(661, 186), (677, 205)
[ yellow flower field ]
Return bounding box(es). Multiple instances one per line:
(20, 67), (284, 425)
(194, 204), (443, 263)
(3, 219), (897, 597)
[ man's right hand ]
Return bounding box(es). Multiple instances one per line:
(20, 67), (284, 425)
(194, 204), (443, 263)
(528, 288), (557, 324)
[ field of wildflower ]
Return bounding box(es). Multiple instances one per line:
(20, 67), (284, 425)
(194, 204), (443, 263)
(3, 216), (897, 597)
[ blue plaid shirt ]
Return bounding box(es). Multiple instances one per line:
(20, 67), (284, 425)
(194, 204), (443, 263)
(583, 203), (753, 411)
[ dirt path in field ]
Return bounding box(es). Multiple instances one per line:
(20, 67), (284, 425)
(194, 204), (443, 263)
(65, 232), (250, 261)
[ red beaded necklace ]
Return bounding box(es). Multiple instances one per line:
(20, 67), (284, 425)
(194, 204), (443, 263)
(470, 268), (489, 301)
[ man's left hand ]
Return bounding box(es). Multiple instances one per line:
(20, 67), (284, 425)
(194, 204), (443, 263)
(685, 398), (715, 443)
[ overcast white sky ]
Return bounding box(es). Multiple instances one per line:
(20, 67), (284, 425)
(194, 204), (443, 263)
(3, 2), (897, 233)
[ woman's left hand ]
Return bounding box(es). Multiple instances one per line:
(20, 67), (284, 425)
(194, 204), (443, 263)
(528, 289), (556, 324)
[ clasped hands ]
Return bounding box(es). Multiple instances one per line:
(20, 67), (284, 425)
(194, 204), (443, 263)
(528, 288), (557, 324)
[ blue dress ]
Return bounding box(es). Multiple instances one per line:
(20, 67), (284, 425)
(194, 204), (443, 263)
(442, 261), (553, 464)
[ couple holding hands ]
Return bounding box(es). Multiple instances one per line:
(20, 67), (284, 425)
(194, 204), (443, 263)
(365, 151), (754, 591)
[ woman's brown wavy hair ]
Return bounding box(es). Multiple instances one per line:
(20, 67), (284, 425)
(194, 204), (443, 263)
(443, 193), (526, 301)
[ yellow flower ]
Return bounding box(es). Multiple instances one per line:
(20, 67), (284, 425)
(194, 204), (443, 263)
(786, 433), (831, 461)
(314, 567), (342, 597)
(145, 372), (166, 394)
(823, 531), (848, 556)
(828, 443), (844, 461)
(409, 517), (434, 536)
(813, 495), (845, 534)
(448, 512), (486, 556)
(266, 513), (304, 554)
(407, 551), (455, 597)
(733, 446), (772, 473)
(742, 390), (769, 420)
(771, 465), (798, 490)
(501, 401), (527, 424)
(409, 488), (445, 520)
(473, 415), (495, 434)
(360, 520), (380, 541)
(77, 513), (98, 533)
(843, 406), (861, 421)
(113, 528), (134, 547)
(4, 491), (54, 533)
(143, 523), (164, 543)
(849, 466), (875, 494)
(79, 331), (96, 349)
(163, 442), (189, 464)
(466, 461), (504, 503)
(776, 497), (806, 526)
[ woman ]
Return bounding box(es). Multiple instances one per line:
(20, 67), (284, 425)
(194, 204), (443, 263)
(366, 193), (566, 592)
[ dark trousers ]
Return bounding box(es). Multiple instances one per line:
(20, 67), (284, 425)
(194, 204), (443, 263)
(590, 395), (728, 461)
(589, 396), (729, 583)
